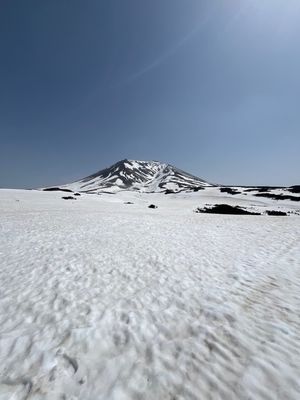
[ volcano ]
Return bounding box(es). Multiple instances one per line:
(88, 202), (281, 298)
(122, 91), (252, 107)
(58, 159), (213, 193)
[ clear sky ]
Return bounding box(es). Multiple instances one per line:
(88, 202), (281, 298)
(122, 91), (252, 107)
(0, 0), (299, 188)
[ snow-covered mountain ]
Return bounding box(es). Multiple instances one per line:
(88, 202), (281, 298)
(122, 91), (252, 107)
(59, 159), (213, 193)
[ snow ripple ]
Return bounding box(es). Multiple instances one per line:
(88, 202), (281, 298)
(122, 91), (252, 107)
(0, 206), (300, 399)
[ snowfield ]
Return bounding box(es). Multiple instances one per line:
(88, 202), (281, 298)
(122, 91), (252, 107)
(0, 189), (300, 400)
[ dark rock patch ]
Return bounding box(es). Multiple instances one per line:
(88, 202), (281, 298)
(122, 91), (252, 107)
(220, 187), (241, 195)
(193, 187), (205, 192)
(62, 196), (76, 200)
(266, 210), (287, 216)
(195, 204), (261, 215)
(148, 204), (158, 209)
(124, 201), (134, 204)
(44, 187), (73, 193)
(165, 189), (175, 194)
(254, 193), (300, 201)
(74, 193), (81, 196)
(288, 185), (300, 194)
(243, 186), (283, 193)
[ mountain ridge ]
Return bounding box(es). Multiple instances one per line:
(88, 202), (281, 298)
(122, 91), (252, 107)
(58, 159), (213, 194)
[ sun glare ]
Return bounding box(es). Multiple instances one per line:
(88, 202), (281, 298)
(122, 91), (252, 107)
(227, 0), (300, 40)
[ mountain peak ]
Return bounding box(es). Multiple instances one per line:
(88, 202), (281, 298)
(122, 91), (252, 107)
(60, 159), (212, 194)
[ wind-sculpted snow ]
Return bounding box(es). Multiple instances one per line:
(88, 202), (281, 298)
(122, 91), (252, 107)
(59, 159), (212, 193)
(0, 189), (300, 399)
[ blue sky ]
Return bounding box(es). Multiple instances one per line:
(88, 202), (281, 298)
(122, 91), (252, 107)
(0, 0), (299, 188)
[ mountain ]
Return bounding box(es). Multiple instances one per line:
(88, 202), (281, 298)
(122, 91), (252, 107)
(58, 159), (213, 194)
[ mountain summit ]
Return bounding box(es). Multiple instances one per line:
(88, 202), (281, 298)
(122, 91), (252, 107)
(60, 159), (212, 193)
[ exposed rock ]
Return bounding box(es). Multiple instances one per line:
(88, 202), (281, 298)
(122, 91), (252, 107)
(266, 210), (287, 216)
(195, 204), (260, 215)
(288, 185), (300, 194)
(254, 193), (300, 201)
(44, 187), (73, 193)
(220, 187), (241, 195)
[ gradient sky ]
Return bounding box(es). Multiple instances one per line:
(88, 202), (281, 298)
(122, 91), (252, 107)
(1, 0), (300, 188)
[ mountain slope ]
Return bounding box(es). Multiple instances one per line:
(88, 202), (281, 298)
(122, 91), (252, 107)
(59, 159), (213, 193)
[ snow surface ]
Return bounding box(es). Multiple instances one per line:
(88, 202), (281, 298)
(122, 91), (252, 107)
(0, 189), (300, 400)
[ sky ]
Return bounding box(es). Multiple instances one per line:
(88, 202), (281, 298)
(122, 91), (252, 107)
(0, 0), (300, 188)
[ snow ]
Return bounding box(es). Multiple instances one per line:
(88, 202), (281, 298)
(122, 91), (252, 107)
(0, 188), (300, 399)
